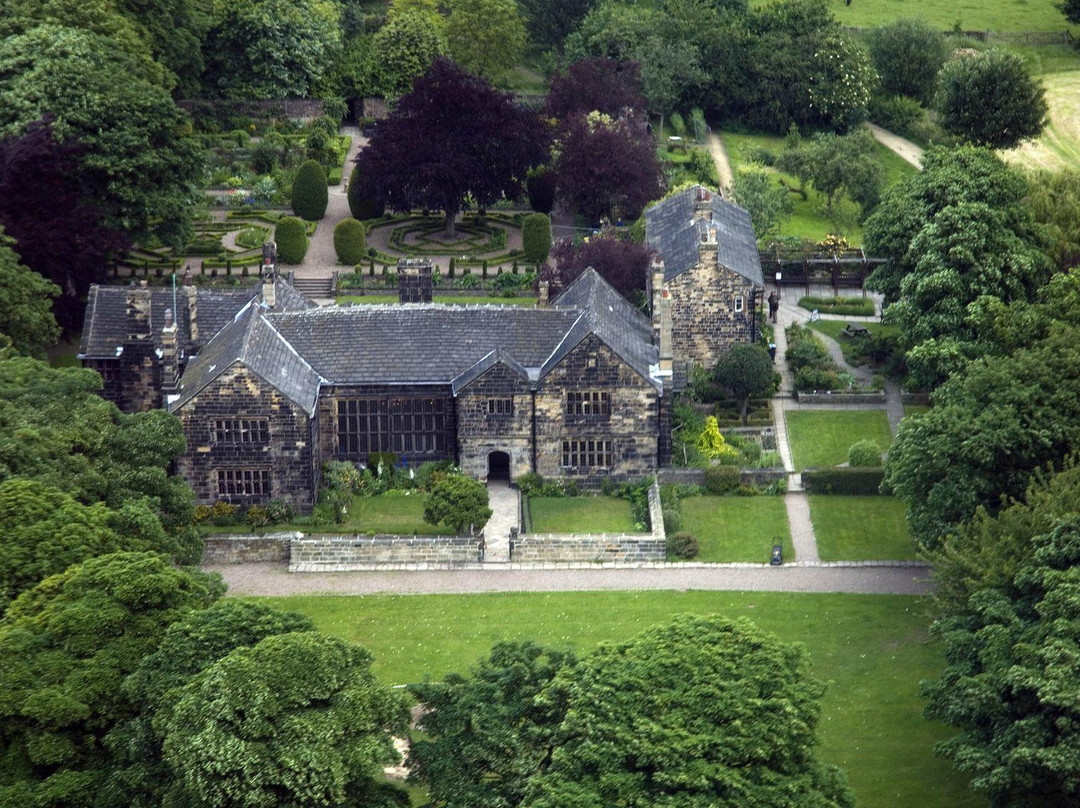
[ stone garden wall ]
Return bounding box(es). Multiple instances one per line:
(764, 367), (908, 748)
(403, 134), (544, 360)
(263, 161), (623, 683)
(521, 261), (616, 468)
(289, 535), (482, 571)
(796, 391), (886, 405)
(202, 535), (294, 564)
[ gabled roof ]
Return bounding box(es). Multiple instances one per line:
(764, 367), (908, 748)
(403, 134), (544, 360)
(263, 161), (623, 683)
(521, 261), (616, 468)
(544, 268), (660, 389)
(644, 184), (763, 286)
(451, 349), (530, 395)
(170, 300), (323, 415)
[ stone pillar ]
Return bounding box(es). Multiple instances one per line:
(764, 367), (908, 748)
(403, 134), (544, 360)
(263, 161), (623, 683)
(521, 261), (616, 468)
(659, 290), (673, 373)
(183, 281), (199, 345)
(537, 280), (549, 307)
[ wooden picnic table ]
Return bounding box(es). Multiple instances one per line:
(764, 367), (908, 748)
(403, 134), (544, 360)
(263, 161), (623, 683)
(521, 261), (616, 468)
(841, 323), (870, 337)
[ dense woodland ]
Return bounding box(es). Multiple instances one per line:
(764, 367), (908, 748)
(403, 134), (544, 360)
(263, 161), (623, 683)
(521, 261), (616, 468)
(0, 0), (1080, 805)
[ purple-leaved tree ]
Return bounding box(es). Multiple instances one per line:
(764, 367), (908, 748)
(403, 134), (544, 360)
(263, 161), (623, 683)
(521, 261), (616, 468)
(354, 58), (549, 235)
(546, 58), (645, 121)
(540, 232), (653, 302)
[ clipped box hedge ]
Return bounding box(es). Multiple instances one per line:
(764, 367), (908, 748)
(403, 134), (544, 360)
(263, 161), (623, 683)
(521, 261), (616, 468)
(802, 467), (886, 495)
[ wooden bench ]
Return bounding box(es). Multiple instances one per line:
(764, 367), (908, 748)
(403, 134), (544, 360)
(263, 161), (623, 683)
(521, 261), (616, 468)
(840, 323), (870, 338)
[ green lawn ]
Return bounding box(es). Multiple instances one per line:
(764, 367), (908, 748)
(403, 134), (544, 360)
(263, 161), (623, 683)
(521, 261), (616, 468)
(339, 294), (536, 306)
(529, 496), (640, 533)
(722, 131), (917, 245)
(808, 320), (901, 366)
(680, 495), (792, 562)
(787, 410), (893, 471)
(810, 495), (918, 561)
(748, 0), (1075, 31)
(257, 591), (980, 808)
(204, 493), (444, 536)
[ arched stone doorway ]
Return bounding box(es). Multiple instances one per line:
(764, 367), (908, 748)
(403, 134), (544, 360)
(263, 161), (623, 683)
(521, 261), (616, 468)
(487, 451), (511, 481)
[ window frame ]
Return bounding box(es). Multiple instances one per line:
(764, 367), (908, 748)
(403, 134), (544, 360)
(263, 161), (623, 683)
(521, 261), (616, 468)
(565, 390), (612, 416)
(213, 418), (270, 445)
(216, 468), (271, 499)
(560, 439), (614, 469)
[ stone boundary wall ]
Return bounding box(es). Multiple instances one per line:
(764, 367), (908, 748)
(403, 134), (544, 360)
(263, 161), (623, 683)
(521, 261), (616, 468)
(512, 534), (666, 563)
(202, 535), (294, 564)
(796, 391), (886, 405)
(289, 535), (481, 571)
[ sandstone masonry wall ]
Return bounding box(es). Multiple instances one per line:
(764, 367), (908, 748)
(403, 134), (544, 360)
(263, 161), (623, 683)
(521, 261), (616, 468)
(202, 535), (293, 564)
(289, 535), (482, 571)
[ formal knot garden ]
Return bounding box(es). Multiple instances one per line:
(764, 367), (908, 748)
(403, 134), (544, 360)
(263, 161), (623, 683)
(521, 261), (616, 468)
(362, 212), (526, 271)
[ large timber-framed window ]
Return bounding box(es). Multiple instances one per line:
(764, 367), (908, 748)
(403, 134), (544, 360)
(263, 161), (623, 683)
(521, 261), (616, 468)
(487, 398), (513, 416)
(217, 468), (270, 498)
(214, 418), (269, 444)
(337, 397), (447, 457)
(561, 439), (614, 469)
(566, 391), (611, 416)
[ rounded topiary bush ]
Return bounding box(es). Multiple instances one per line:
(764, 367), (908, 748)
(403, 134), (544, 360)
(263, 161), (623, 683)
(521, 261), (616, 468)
(347, 166), (385, 220)
(291, 159), (328, 221)
(333, 218), (367, 265)
(522, 213), (552, 267)
(849, 439), (883, 468)
(667, 531), (699, 560)
(526, 165), (556, 214)
(275, 216), (308, 264)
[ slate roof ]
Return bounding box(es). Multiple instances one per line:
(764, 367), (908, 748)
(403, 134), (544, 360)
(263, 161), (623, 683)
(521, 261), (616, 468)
(78, 279), (313, 358)
(170, 300), (323, 415)
(644, 184), (763, 286)
(165, 269), (663, 412)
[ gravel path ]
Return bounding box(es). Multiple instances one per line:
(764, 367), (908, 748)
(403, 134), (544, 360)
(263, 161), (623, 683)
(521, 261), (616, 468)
(211, 562), (932, 596)
(864, 123), (924, 170)
(707, 131), (735, 191)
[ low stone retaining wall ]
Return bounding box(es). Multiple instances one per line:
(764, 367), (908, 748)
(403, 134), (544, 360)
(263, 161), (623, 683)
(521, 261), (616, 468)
(900, 392), (930, 406)
(796, 391), (886, 405)
(512, 534), (666, 563)
(202, 535), (295, 564)
(657, 467), (785, 487)
(289, 534), (482, 571)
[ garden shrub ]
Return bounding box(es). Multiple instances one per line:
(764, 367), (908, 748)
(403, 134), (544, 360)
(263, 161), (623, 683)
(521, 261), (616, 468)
(867, 95), (925, 136)
(794, 366), (841, 392)
(704, 465), (741, 495)
(660, 485), (684, 533)
(786, 324), (844, 391)
(193, 500), (241, 527)
(796, 296), (875, 316)
(348, 167), (385, 219)
(697, 416), (740, 462)
(368, 452), (400, 472)
(291, 159), (329, 221)
(667, 531), (699, 560)
(802, 467), (886, 495)
(262, 498), (295, 523)
(333, 218), (366, 264)
(415, 460), (456, 491)
(522, 213), (552, 266)
(250, 141), (278, 174)
(274, 217), (308, 264)
(526, 165), (556, 213)
(244, 504), (271, 528)
(849, 439), (883, 468)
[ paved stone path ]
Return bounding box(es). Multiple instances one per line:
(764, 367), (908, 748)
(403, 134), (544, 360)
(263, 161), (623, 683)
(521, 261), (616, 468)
(210, 561), (932, 596)
(864, 123), (924, 170)
(706, 131), (735, 191)
(482, 481), (519, 563)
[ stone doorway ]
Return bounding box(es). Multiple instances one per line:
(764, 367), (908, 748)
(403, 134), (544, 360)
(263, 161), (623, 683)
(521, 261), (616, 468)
(487, 451), (511, 481)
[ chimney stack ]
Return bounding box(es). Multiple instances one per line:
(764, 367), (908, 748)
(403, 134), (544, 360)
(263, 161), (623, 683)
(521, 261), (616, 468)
(398, 258), (433, 303)
(537, 280), (550, 307)
(262, 273), (276, 308)
(697, 220), (719, 272)
(126, 281), (152, 341)
(659, 290), (673, 373)
(693, 186), (714, 223)
(160, 308), (180, 397)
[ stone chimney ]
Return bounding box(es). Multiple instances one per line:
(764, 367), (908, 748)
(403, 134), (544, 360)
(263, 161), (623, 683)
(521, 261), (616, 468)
(658, 290), (673, 373)
(160, 308), (180, 396)
(697, 219), (718, 272)
(648, 258), (665, 325)
(182, 275), (199, 346)
(537, 280), (550, 307)
(262, 272), (276, 308)
(693, 186), (714, 223)
(126, 281), (152, 341)
(398, 258), (433, 303)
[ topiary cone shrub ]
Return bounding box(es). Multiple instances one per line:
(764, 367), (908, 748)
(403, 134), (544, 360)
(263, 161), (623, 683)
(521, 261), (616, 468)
(526, 165), (556, 213)
(333, 218), (367, 265)
(291, 159), (328, 221)
(522, 213), (552, 267)
(347, 166), (385, 220)
(275, 217), (308, 264)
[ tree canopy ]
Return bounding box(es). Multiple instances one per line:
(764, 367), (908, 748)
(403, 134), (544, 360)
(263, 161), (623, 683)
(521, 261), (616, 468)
(0, 225), (59, 355)
(355, 58), (548, 234)
(546, 58), (645, 121)
(445, 0), (526, 83)
(935, 49), (1048, 150)
(714, 344), (776, 424)
(371, 9), (446, 97)
(424, 473), (491, 534)
(543, 232), (654, 302)
(867, 19), (948, 105)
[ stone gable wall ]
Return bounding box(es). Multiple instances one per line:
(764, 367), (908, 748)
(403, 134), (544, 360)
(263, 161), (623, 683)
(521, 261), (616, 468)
(289, 535), (481, 570)
(456, 363), (533, 479)
(534, 335), (659, 484)
(175, 364), (315, 508)
(667, 263), (759, 369)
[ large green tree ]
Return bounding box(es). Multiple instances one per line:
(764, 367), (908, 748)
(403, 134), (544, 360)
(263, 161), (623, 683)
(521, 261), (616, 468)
(714, 344), (776, 425)
(371, 9), (446, 97)
(865, 146), (1051, 389)
(424, 473), (492, 534)
(935, 49), (1047, 149)
(157, 632), (408, 808)
(923, 465), (1080, 807)
(0, 25), (201, 247)
(409, 642), (576, 808)
(731, 166), (794, 239)
(867, 19), (948, 105)
(522, 615), (853, 808)
(445, 0), (526, 83)
(203, 0), (341, 98)
(517, 0), (595, 48)
(0, 553), (222, 807)
(0, 226), (58, 356)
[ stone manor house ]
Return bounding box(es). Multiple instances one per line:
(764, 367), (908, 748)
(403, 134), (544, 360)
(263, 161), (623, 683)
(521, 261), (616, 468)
(78, 185), (763, 509)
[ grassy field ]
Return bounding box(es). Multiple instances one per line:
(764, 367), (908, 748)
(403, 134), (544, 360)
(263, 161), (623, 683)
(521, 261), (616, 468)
(787, 410), (893, 470)
(680, 495), (792, 562)
(1002, 71), (1080, 171)
(749, 0), (1075, 32)
(203, 493), (444, 535)
(808, 320), (900, 366)
(339, 295), (536, 306)
(528, 496), (640, 533)
(810, 495), (918, 561)
(722, 130), (917, 244)
(258, 590), (980, 808)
